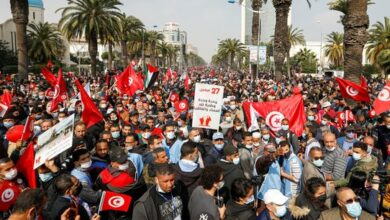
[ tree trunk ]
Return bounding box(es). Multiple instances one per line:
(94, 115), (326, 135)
(343, 0), (369, 84)
(88, 32), (98, 77)
(273, 0), (291, 81)
(120, 40), (128, 67)
(151, 43), (156, 66)
(108, 42), (113, 70)
(252, 0), (262, 79)
(10, 0), (29, 82)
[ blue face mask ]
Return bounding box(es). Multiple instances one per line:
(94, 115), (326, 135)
(39, 172), (54, 182)
(215, 144), (224, 150)
(245, 195), (255, 204)
(308, 116), (315, 121)
(111, 131), (120, 139)
(3, 122), (14, 128)
(275, 205), (287, 217)
(346, 202), (362, 218)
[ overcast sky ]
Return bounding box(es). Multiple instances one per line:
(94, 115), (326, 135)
(0, 0), (389, 62)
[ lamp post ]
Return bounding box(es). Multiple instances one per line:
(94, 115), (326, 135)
(316, 20), (323, 74)
(228, 0), (263, 79)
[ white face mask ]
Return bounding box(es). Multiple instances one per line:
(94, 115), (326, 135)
(326, 146), (336, 152)
(118, 162), (129, 171)
(80, 160), (92, 170)
(4, 168), (17, 180)
(166, 131), (176, 140)
(192, 135), (201, 143)
(233, 157), (240, 165)
(142, 132), (151, 139)
(217, 180), (225, 189)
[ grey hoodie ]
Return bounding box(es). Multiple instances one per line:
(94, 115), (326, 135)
(189, 186), (220, 220)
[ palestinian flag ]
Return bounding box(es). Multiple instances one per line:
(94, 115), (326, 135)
(144, 64), (159, 89)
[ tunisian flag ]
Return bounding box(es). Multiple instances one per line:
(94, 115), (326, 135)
(116, 65), (144, 96)
(16, 142), (37, 188)
(184, 73), (191, 91)
(50, 69), (67, 112)
(174, 99), (189, 113)
(99, 191), (132, 212)
(41, 68), (57, 87)
(75, 79), (103, 128)
(336, 78), (370, 103)
(373, 82), (390, 115)
(0, 89), (13, 108)
(242, 95), (306, 136)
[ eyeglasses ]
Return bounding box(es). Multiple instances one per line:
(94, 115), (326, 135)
(343, 197), (360, 204)
(313, 156), (325, 160)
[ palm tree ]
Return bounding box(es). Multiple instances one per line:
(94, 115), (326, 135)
(119, 15), (144, 67)
(166, 44), (180, 67)
(145, 31), (164, 66)
(251, 0), (267, 45)
(157, 41), (169, 67)
(27, 22), (65, 63)
(324, 32), (344, 68)
(286, 25), (305, 77)
(292, 48), (318, 73)
(377, 49), (390, 75)
(329, 0), (371, 84)
(10, 0), (29, 81)
(127, 30), (143, 60)
(218, 38), (246, 69)
(58, 0), (123, 77)
(366, 17), (390, 75)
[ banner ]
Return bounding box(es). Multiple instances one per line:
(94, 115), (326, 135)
(192, 83), (224, 130)
(34, 114), (75, 169)
(248, 45), (267, 64)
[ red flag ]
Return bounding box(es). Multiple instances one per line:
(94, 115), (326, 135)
(373, 82), (390, 115)
(75, 79), (104, 128)
(169, 91), (180, 103)
(336, 77), (370, 103)
(105, 73), (111, 101)
(209, 69), (216, 77)
(337, 110), (355, 128)
(41, 68), (57, 87)
(174, 99), (189, 113)
(99, 191), (132, 212)
(47, 59), (53, 69)
(21, 115), (34, 141)
(116, 65), (144, 96)
(164, 68), (173, 83)
(184, 73), (191, 91)
(16, 142), (37, 188)
(360, 76), (367, 88)
(0, 180), (22, 211)
(0, 89), (12, 108)
(243, 95), (306, 136)
(369, 109), (376, 118)
(50, 69), (67, 112)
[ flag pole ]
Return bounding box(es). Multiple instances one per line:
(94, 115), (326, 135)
(97, 191), (105, 215)
(20, 114), (31, 142)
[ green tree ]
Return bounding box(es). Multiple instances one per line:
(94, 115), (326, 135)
(10, 0), (29, 81)
(324, 32), (344, 68)
(27, 22), (65, 63)
(329, 0), (371, 84)
(58, 0), (123, 77)
(218, 38), (246, 69)
(366, 17), (390, 75)
(145, 31), (164, 66)
(166, 44), (180, 67)
(0, 41), (17, 69)
(157, 41), (169, 67)
(119, 15), (144, 67)
(291, 48), (318, 73)
(377, 49), (390, 75)
(286, 25), (305, 77)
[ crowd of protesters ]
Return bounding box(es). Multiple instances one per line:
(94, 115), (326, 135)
(0, 66), (390, 220)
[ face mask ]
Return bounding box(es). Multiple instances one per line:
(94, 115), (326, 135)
(217, 180), (225, 189)
(177, 121), (183, 127)
(262, 134), (270, 140)
(38, 95), (44, 100)
(35, 114), (42, 120)
(52, 112), (59, 118)
(33, 126), (41, 136)
(142, 132), (151, 139)
(233, 157), (240, 165)
(281, 125), (289, 131)
(275, 138), (281, 145)
(193, 155), (199, 163)
(326, 146), (335, 152)
(4, 168), (17, 180)
(235, 126), (242, 130)
(100, 104), (107, 109)
(308, 115), (315, 121)
(225, 117), (232, 123)
(352, 152), (361, 161)
(312, 159), (324, 167)
(367, 146), (373, 154)
(387, 125), (390, 129)
(245, 144), (253, 149)
(73, 184), (83, 196)
(321, 120), (327, 126)
(230, 105), (236, 110)
(117, 107), (123, 112)
(39, 172), (54, 182)
(111, 131), (120, 139)
(316, 194), (327, 203)
(346, 132), (355, 139)
(58, 117), (65, 122)
(302, 133), (307, 138)
(192, 135), (201, 143)
(245, 195), (255, 204)
(345, 202), (362, 218)
(3, 122), (14, 128)
(215, 143), (224, 150)
(110, 116), (118, 121)
(80, 160), (92, 169)
(180, 127), (189, 138)
(118, 162), (129, 171)
(253, 142), (260, 147)
(166, 131), (176, 140)
(275, 205), (287, 217)
(123, 96), (128, 100)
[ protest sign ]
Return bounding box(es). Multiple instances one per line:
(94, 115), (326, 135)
(192, 83), (224, 130)
(34, 114), (75, 169)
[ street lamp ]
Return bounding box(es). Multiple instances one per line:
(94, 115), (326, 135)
(228, 0), (263, 79)
(316, 20), (323, 74)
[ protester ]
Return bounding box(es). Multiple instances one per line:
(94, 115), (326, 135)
(257, 189), (291, 220)
(225, 178), (256, 220)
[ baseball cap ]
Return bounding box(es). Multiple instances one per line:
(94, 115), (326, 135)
(321, 101), (331, 108)
(212, 132), (224, 140)
(223, 143), (238, 156)
(263, 189), (288, 205)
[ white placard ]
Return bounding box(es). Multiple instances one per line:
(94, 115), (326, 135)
(34, 114), (75, 169)
(192, 83), (224, 130)
(248, 45), (267, 64)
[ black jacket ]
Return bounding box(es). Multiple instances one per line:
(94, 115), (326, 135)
(289, 194), (328, 220)
(217, 160), (245, 202)
(225, 200), (256, 220)
(47, 196), (90, 220)
(173, 163), (202, 195)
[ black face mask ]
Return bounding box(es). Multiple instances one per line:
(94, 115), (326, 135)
(73, 184), (83, 196)
(284, 150), (292, 159)
(315, 194), (327, 203)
